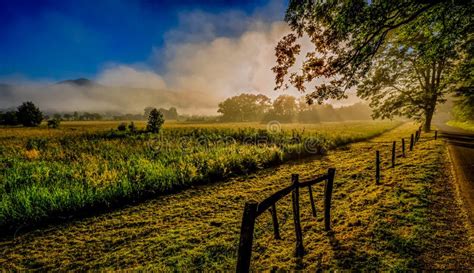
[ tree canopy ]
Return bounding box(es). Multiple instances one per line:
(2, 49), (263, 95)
(273, 0), (474, 103)
(17, 102), (43, 127)
(216, 93), (372, 123)
(217, 93), (271, 122)
(146, 108), (164, 133)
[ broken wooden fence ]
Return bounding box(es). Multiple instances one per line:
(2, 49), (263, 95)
(236, 168), (336, 272)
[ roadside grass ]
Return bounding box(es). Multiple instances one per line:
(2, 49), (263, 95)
(447, 120), (474, 132)
(0, 123), (472, 270)
(0, 120), (398, 231)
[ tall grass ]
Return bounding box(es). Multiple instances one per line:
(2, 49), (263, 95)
(0, 121), (400, 230)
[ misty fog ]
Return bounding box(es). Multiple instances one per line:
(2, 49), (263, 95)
(0, 4), (361, 115)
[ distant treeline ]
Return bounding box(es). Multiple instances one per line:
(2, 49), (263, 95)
(0, 105), (180, 126)
(23, 107), (178, 122)
(1, 95), (374, 125)
(217, 93), (373, 123)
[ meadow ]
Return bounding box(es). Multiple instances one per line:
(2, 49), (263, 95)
(0, 120), (400, 231)
(1, 123), (472, 271)
(446, 120), (474, 132)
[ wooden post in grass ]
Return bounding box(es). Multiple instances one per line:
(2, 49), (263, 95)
(375, 151), (380, 185)
(410, 134), (414, 151)
(269, 204), (281, 240)
(236, 201), (258, 273)
(402, 138), (406, 157)
(308, 185), (317, 217)
(392, 141), (396, 168)
(435, 130), (438, 140)
(291, 174), (304, 257)
(324, 168), (336, 231)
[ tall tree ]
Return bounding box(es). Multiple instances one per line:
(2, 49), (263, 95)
(357, 6), (468, 131)
(146, 108), (164, 133)
(264, 95), (298, 123)
(273, 0), (473, 130)
(17, 102), (43, 127)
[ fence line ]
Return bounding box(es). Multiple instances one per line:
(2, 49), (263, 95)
(374, 128), (438, 184)
(236, 126), (439, 271)
(236, 168), (335, 273)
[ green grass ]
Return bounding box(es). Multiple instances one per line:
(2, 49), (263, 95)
(0, 120), (399, 230)
(446, 120), (474, 132)
(1, 123), (471, 270)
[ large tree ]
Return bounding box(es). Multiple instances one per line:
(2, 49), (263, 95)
(217, 93), (271, 122)
(273, 0), (473, 130)
(357, 7), (468, 131)
(17, 102), (43, 127)
(264, 95), (298, 123)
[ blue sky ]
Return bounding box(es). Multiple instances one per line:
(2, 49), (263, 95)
(0, 0), (286, 81)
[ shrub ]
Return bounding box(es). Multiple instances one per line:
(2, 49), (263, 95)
(146, 108), (164, 133)
(117, 123), (127, 131)
(0, 111), (19, 126)
(17, 102), (43, 127)
(128, 122), (137, 132)
(26, 138), (48, 150)
(47, 119), (61, 129)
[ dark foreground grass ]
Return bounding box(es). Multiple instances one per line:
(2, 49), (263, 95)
(0, 123), (472, 270)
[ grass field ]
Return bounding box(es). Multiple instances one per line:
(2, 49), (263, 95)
(1, 123), (472, 270)
(447, 120), (474, 132)
(0, 120), (400, 231)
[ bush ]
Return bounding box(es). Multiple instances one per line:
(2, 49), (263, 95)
(47, 119), (61, 129)
(117, 123), (127, 131)
(17, 102), (43, 127)
(26, 138), (48, 150)
(146, 108), (164, 133)
(128, 122), (137, 132)
(0, 111), (20, 126)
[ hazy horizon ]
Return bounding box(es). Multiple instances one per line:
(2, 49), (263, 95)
(0, 0), (362, 115)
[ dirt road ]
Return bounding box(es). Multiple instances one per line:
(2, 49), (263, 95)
(435, 122), (474, 225)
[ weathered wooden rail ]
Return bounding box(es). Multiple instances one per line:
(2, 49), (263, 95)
(236, 125), (439, 271)
(236, 168), (336, 272)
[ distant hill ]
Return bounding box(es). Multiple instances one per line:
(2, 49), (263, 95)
(57, 78), (98, 87)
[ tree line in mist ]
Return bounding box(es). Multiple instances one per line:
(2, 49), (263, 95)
(217, 93), (373, 123)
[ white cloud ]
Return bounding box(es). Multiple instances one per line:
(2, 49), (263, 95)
(97, 65), (167, 90)
(1, 1), (361, 114)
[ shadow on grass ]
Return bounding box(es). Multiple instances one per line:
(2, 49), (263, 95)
(327, 231), (382, 270)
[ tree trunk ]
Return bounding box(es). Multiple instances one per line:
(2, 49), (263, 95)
(424, 109), (434, 132)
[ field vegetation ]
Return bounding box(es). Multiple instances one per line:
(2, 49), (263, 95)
(1, 123), (471, 270)
(0, 120), (399, 231)
(447, 120), (474, 132)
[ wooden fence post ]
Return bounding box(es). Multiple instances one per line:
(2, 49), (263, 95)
(324, 168), (336, 231)
(391, 141), (396, 168)
(291, 174), (304, 257)
(402, 138), (406, 157)
(375, 151), (380, 185)
(236, 201), (258, 273)
(410, 134), (414, 151)
(435, 130), (438, 140)
(269, 204), (281, 240)
(308, 185), (317, 217)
